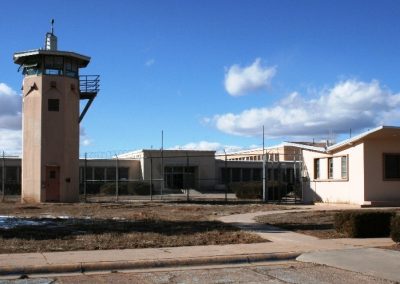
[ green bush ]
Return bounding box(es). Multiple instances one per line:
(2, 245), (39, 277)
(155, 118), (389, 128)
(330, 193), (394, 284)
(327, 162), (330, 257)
(99, 183), (117, 195)
(390, 215), (400, 243)
(99, 181), (151, 196)
(334, 211), (395, 238)
(231, 182), (262, 199)
(128, 181), (151, 195)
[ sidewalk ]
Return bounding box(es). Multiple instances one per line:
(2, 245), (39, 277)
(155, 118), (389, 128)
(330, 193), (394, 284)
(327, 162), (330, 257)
(0, 206), (397, 278)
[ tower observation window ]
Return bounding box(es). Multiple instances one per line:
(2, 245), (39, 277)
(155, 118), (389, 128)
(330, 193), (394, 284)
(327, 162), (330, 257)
(44, 56), (63, 76)
(48, 99), (59, 112)
(64, 58), (78, 78)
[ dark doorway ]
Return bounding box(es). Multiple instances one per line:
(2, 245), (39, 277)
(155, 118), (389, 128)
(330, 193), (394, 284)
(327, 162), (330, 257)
(46, 166), (60, 201)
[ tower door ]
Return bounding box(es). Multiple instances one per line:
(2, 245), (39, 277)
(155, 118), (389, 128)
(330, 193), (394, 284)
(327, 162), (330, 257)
(46, 166), (60, 202)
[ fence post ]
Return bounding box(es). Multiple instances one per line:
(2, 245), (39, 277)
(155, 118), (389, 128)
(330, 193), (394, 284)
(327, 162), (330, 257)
(115, 154), (119, 202)
(160, 130), (164, 200)
(224, 150), (228, 203)
(84, 152), (87, 202)
(1, 151), (5, 202)
(186, 152), (190, 202)
(294, 154), (297, 204)
(150, 155), (153, 201)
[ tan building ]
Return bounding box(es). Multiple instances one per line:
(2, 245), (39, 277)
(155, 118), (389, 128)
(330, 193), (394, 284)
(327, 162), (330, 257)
(302, 126), (400, 206)
(118, 149), (217, 191)
(216, 143), (308, 162)
(13, 22), (98, 203)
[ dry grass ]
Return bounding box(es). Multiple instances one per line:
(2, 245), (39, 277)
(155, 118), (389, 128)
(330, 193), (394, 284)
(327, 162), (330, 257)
(0, 218), (263, 253)
(0, 201), (295, 221)
(256, 209), (400, 239)
(0, 201), (294, 253)
(256, 210), (350, 239)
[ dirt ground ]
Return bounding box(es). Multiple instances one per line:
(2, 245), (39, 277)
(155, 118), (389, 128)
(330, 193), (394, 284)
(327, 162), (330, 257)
(255, 209), (400, 240)
(256, 210), (346, 239)
(0, 201), (296, 253)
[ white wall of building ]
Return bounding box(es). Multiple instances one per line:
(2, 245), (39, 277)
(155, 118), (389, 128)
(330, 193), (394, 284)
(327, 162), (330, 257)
(302, 142), (365, 205)
(364, 138), (400, 203)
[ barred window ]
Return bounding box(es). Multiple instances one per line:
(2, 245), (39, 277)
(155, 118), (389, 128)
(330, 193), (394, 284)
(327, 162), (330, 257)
(328, 158), (333, 179)
(314, 158), (320, 179)
(384, 154), (400, 179)
(341, 156), (348, 179)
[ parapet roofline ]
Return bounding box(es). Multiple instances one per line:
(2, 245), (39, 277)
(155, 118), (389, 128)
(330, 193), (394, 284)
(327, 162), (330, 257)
(117, 149), (217, 158)
(13, 49), (90, 67)
(327, 125), (400, 152)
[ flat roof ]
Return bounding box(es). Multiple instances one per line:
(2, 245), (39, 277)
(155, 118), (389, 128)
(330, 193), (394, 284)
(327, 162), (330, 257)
(13, 49), (91, 67)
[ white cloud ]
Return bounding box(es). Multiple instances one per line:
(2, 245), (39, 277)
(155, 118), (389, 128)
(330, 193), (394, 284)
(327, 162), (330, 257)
(145, 59), (155, 67)
(0, 83), (22, 130)
(0, 129), (22, 154)
(212, 79), (400, 137)
(224, 58), (276, 96)
(0, 83), (22, 153)
(80, 126), (92, 146)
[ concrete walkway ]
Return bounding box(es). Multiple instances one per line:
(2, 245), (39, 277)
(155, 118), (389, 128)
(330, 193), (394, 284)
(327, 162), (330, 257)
(0, 205), (397, 280)
(219, 207), (399, 282)
(298, 248), (400, 282)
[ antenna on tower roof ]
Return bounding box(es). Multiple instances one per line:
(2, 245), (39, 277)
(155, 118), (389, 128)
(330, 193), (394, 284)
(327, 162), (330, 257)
(45, 19), (57, 50)
(51, 19), (54, 34)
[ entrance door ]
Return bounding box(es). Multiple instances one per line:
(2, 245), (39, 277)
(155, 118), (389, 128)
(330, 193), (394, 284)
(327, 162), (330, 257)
(46, 166), (60, 202)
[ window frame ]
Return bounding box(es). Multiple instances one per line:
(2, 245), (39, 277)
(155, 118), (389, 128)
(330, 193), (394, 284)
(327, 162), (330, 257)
(383, 153), (400, 181)
(48, 99), (60, 112)
(314, 158), (320, 180)
(341, 156), (348, 179)
(328, 157), (333, 179)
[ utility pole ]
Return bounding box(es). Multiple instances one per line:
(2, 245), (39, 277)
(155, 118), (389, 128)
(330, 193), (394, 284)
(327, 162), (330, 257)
(160, 130), (164, 200)
(224, 149), (228, 203)
(84, 152), (87, 202)
(262, 126), (266, 202)
(1, 151), (5, 202)
(115, 154), (119, 202)
(150, 154), (153, 201)
(186, 152), (190, 202)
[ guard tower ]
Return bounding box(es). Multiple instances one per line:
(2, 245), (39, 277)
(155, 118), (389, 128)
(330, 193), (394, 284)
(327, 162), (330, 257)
(13, 20), (99, 203)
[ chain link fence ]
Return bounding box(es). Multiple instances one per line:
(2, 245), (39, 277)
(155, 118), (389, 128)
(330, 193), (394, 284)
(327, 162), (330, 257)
(79, 150), (304, 203)
(0, 150), (305, 204)
(0, 151), (21, 202)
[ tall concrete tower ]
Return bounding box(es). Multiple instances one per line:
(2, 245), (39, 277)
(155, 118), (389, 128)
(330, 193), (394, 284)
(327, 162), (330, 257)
(13, 20), (99, 203)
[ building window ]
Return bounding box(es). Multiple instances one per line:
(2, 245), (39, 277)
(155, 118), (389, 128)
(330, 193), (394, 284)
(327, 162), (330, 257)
(252, 168), (261, 181)
(232, 168), (241, 182)
(383, 154), (400, 179)
(314, 159), (320, 179)
(165, 166), (196, 189)
(341, 156), (348, 179)
(221, 168), (231, 184)
(242, 168), (251, 181)
(328, 158), (333, 179)
(48, 99), (59, 112)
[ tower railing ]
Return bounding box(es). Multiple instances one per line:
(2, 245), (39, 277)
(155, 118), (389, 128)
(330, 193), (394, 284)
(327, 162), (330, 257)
(79, 75), (100, 122)
(79, 75), (100, 98)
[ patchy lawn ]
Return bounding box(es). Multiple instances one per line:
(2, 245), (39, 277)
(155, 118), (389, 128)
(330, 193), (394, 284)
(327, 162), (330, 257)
(256, 210), (346, 239)
(0, 201), (295, 253)
(256, 209), (400, 239)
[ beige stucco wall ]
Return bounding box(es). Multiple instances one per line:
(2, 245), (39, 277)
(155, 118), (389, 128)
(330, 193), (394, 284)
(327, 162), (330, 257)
(302, 142), (365, 205)
(22, 75), (80, 203)
(79, 159), (141, 180)
(217, 145), (302, 162)
(21, 76), (43, 203)
(140, 150), (216, 190)
(363, 138), (400, 202)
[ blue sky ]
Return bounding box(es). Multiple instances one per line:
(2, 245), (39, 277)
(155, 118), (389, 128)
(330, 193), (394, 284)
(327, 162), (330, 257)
(2, 0), (400, 155)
